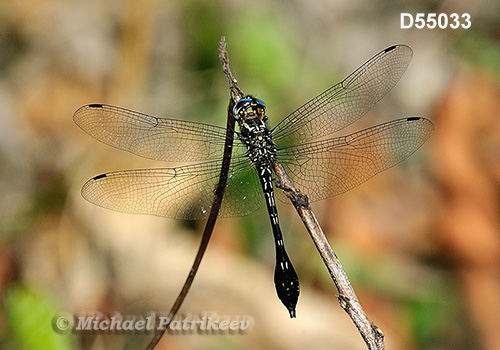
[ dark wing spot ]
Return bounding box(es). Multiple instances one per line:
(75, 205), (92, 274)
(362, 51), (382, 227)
(92, 173), (107, 180)
(384, 45), (397, 53)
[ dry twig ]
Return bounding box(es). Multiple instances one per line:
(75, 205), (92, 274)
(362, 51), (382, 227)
(274, 162), (385, 349)
(147, 36), (385, 350)
(145, 36), (239, 350)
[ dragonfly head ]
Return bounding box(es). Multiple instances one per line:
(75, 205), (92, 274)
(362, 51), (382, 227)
(233, 95), (266, 122)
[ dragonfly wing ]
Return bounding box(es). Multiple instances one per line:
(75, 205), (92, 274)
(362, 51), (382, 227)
(220, 158), (263, 218)
(74, 104), (246, 162)
(275, 117), (433, 203)
(272, 45), (413, 145)
(81, 157), (263, 220)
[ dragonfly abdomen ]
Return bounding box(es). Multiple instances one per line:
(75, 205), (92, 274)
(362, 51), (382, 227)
(257, 165), (300, 318)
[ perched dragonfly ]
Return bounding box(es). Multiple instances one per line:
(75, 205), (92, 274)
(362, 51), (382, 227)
(74, 45), (433, 318)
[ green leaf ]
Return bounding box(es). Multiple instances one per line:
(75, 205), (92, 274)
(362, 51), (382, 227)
(5, 285), (74, 350)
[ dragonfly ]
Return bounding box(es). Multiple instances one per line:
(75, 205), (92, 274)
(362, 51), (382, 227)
(74, 45), (433, 318)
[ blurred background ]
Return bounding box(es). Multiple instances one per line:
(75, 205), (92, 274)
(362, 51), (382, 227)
(1, 0), (500, 349)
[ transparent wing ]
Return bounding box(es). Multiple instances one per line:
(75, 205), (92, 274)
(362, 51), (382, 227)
(275, 117), (433, 203)
(81, 156), (263, 220)
(74, 104), (246, 162)
(272, 45), (413, 145)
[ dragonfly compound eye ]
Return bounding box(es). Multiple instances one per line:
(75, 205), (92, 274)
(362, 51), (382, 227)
(233, 96), (266, 120)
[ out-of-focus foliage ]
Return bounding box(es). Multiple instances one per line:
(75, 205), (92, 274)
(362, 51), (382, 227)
(5, 285), (73, 350)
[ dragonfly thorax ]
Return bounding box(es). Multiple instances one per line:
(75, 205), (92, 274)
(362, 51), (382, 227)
(234, 96), (277, 166)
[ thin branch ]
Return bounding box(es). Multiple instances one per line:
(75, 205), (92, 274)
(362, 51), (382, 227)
(145, 36), (239, 350)
(217, 39), (383, 347)
(218, 36), (244, 100)
(146, 36), (385, 350)
(274, 161), (385, 350)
